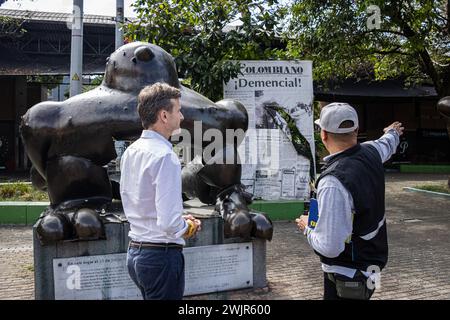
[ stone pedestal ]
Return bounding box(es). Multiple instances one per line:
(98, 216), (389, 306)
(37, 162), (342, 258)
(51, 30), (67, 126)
(34, 200), (267, 300)
(184, 199), (267, 295)
(33, 202), (130, 300)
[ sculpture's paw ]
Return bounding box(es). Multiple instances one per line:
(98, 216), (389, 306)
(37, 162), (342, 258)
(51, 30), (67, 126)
(249, 212), (273, 241)
(215, 185), (252, 239)
(223, 209), (253, 239)
(36, 213), (73, 245)
(72, 208), (105, 240)
(36, 205), (106, 245)
(215, 184), (273, 240)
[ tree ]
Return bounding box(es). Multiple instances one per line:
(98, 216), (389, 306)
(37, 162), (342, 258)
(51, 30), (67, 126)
(285, 0), (450, 97)
(0, 0), (36, 39)
(287, 1), (450, 184)
(0, 16), (26, 39)
(125, 0), (287, 101)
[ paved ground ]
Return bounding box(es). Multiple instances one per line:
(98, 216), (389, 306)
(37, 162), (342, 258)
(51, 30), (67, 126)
(0, 173), (449, 300)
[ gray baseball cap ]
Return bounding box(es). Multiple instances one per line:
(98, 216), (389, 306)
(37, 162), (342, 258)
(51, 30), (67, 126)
(314, 102), (359, 133)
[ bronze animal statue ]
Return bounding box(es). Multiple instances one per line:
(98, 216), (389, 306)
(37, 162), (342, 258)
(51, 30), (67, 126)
(437, 96), (450, 188)
(437, 96), (450, 125)
(20, 41), (273, 244)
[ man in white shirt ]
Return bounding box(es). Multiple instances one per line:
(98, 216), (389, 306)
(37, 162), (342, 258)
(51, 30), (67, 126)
(120, 82), (201, 300)
(297, 102), (404, 300)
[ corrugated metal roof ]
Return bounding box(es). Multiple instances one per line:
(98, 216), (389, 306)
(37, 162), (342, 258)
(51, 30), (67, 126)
(0, 9), (118, 76)
(0, 8), (130, 26)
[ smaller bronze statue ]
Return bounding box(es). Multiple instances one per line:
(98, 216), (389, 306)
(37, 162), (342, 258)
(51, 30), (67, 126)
(437, 96), (450, 188)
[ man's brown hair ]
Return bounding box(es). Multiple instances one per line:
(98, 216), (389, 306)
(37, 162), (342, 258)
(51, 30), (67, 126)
(137, 82), (181, 128)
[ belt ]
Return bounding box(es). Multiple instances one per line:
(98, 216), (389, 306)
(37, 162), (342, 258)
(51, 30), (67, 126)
(129, 240), (183, 250)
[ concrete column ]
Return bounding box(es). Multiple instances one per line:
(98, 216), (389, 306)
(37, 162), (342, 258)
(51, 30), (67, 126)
(69, 0), (83, 97)
(115, 0), (124, 49)
(113, 0), (126, 171)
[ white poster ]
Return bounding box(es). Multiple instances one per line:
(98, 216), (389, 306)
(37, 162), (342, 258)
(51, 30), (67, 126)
(224, 61), (315, 200)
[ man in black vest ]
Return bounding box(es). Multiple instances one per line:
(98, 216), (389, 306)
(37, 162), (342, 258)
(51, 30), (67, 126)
(296, 102), (404, 300)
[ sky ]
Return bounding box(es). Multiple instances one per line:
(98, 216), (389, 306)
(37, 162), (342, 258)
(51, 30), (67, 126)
(0, 0), (138, 17)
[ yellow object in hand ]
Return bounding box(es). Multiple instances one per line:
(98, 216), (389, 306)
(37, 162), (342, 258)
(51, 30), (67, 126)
(184, 219), (197, 238)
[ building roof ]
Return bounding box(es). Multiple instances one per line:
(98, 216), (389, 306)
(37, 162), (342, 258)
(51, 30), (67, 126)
(0, 8), (128, 26)
(0, 9), (117, 76)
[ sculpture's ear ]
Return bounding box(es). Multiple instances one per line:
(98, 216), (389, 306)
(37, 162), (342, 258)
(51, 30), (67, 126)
(133, 46), (154, 63)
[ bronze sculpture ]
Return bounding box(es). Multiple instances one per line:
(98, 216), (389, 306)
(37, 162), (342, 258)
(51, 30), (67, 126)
(20, 42), (273, 244)
(437, 96), (450, 188)
(437, 96), (450, 123)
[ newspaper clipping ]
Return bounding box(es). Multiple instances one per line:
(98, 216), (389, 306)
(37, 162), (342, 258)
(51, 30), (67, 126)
(224, 61), (315, 201)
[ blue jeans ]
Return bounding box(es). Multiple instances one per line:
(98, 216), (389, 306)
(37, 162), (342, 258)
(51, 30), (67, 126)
(127, 246), (185, 300)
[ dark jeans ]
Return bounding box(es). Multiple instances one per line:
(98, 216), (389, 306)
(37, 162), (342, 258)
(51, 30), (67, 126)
(127, 246), (185, 300)
(323, 272), (375, 300)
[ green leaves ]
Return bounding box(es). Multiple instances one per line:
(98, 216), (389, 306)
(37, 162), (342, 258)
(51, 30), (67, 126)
(0, 16), (26, 39)
(126, 0), (286, 101)
(285, 0), (450, 95)
(125, 0), (450, 98)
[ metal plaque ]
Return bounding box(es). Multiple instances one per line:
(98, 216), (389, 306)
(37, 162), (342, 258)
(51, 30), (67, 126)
(53, 242), (253, 299)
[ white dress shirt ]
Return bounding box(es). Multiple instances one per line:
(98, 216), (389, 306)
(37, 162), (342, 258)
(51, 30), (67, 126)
(120, 130), (188, 245)
(306, 129), (400, 279)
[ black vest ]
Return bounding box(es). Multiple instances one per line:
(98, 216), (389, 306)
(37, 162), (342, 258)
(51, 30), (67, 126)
(314, 143), (388, 271)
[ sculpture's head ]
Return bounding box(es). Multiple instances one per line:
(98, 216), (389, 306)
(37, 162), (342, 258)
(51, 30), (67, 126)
(103, 41), (180, 92)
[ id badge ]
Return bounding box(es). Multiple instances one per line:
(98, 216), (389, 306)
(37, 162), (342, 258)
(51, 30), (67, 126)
(308, 198), (319, 229)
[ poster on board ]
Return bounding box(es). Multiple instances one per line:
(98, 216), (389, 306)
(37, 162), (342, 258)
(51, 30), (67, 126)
(224, 61), (315, 200)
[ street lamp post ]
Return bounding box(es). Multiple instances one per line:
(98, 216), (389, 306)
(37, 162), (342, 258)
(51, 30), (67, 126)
(69, 0), (84, 97)
(113, 0), (126, 172)
(115, 0), (124, 49)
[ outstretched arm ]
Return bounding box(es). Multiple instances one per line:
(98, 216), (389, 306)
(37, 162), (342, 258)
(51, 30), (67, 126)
(363, 121), (405, 163)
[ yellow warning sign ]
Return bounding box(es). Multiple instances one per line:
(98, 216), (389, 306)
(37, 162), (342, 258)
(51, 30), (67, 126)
(72, 73), (80, 81)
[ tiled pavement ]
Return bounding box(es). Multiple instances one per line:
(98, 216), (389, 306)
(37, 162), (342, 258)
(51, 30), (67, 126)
(0, 173), (449, 300)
